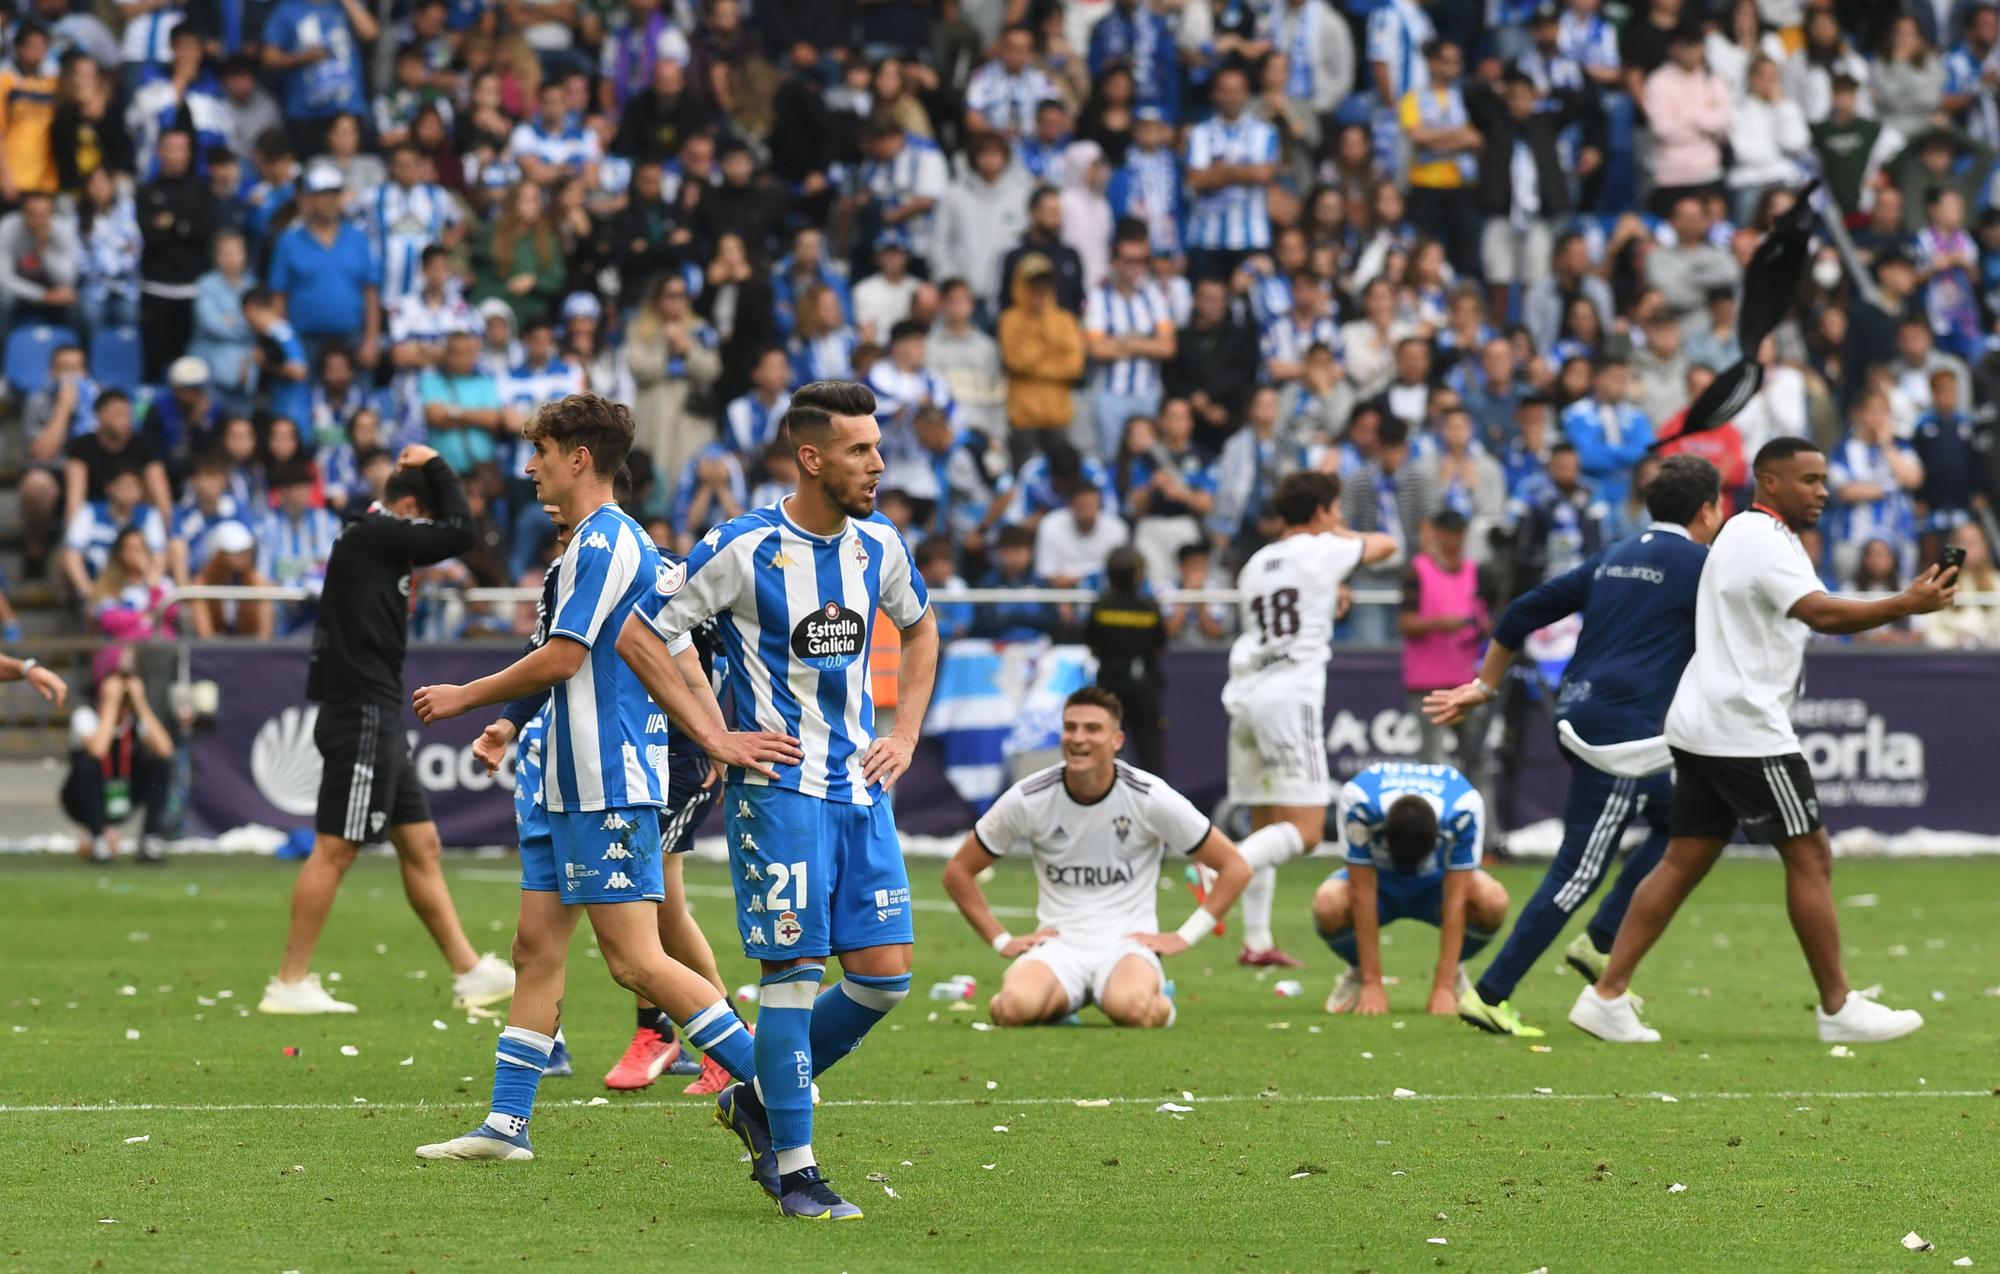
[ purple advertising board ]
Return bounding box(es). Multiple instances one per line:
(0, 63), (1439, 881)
(190, 643), (1995, 846)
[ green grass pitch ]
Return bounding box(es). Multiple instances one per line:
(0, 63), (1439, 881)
(3, 853), (1998, 1272)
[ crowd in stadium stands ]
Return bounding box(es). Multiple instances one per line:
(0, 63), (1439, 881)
(4, 0), (2000, 654)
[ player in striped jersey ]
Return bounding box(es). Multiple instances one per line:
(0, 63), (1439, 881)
(410, 394), (781, 1168)
(1084, 223), (1176, 458)
(616, 380), (939, 1221)
(1182, 67), (1278, 278)
(943, 687), (1250, 1028)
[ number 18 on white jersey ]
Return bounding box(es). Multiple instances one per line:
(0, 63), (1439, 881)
(1226, 533), (1367, 683)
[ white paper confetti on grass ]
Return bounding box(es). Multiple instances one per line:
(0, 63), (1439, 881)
(432, 1019), (449, 1031)
(992, 1125), (1009, 1133)
(1845, 893), (1878, 907)
(981, 1164), (996, 1170)
(970, 1022), (994, 1032)
(985, 1081), (997, 1090)
(587, 1097), (610, 1106)
(123, 1135), (149, 1144)
(97, 1219), (117, 1225)
(1829, 1045), (1854, 1058)
(1267, 1022), (1291, 1030)
(197, 996), (216, 1006)
(1534, 1087), (1554, 1095)
(124, 1029), (140, 1041)
(883, 1186), (899, 1199)
(215, 990), (233, 999)
(118, 986), (136, 996)
(1658, 1094), (1679, 1103)
(1426, 1238), (1448, 1246)
(339, 1045), (359, 1057)
(1392, 1088), (1417, 1099)
(1074, 1099), (1110, 1108)
(1181, 1090), (1194, 1100)
(1953, 1258), (1973, 1266)
(399, 1057), (414, 1067)
(1668, 1183), (1687, 1194)
(1157, 1102), (1194, 1113)
(1903, 1233), (1935, 1252)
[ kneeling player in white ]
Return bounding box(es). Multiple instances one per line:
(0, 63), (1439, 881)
(942, 687), (1251, 1027)
(1316, 761), (1510, 1016)
(1221, 472), (1397, 967)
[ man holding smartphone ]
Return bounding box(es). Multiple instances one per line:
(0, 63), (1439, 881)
(1571, 438), (1959, 1045)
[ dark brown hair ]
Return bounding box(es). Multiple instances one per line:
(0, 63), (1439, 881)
(1064, 684), (1125, 724)
(524, 392), (635, 477)
(782, 380), (878, 452)
(1274, 471), (1342, 527)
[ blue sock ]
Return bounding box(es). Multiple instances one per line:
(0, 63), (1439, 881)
(677, 999), (755, 1082)
(1322, 928), (1359, 966)
(484, 1025), (552, 1137)
(809, 972), (910, 1077)
(752, 964), (824, 1155)
(1461, 925), (1497, 962)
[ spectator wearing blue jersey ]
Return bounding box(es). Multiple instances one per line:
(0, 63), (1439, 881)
(509, 82), (603, 188)
(1084, 222), (1176, 458)
(914, 537), (973, 641)
(1366, 0), (1436, 169)
(1089, 0), (1181, 122)
(667, 442), (747, 550)
(257, 459), (342, 628)
(721, 348), (793, 459)
(1314, 761), (1510, 1017)
(61, 463), (167, 603)
(1182, 66), (1278, 279)
(168, 450), (245, 583)
(371, 145), (466, 306)
(127, 26), (231, 179)
(975, 522), (1062, 640)
(1015, 100), (1075, 184)
(1911, 367), (1984, 558)
(1264, 0), (1355, 125)
(260, 0), (378, 154)
(1124, 399), (1218, 587)
(269, 164), (382, 369)
(852, 117), (950, 270)
(771, 227), (854, 339)
(1108, 108), (1184, 258)
(1560, 357), (1654, 514)
(188, 230), (258, 416)
(1430, 454), (1724, 1036)
(1826, 389), (1922, 585)
(965, 26), (1058, 140)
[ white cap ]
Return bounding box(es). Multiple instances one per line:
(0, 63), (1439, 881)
(207, 521), (255, 555)
(302, 162), (345, 194)
(167, 355), (210, 388)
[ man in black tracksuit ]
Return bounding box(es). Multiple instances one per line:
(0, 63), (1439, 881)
(136, 127), (220, 382)
(1085, 547), (1169, 773)
(259, 445), (507, 1016)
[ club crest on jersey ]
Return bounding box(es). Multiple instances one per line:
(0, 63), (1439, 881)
(792, 600), (865, 671)
(746, 923), (767, 946)
(851, 535), (868, 567)
(774, 911), (803, 946)
(579, 530), (611, 551)
(656, 559), (686, 596)
(1113, 815), (1132, 842)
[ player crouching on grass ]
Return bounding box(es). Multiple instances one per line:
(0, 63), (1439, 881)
(1316, 760), (1510, 1016)
(942, 687), (1252, 1028)
(406, 394), (797, 1166)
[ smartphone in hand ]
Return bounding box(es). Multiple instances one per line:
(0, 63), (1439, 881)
(1938, 545), (1967, 577)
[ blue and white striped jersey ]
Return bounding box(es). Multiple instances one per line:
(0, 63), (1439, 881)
(1108, 147), (1183, 256)
(1084, 280), (1173, 396)
(1259, 312), (1342, 376)
(500, 356), (585, 478)
(371, 182), (462, 302)
(255, 506), (343, 591)
(856, 133), (950, 258)
(637, 500), (931, 805)
(1365, 0), (1434, 101)
(1340, 761), (1484, 881)
(964, 60), (1057, 136)
(64, 502), (169, 578)
(790, 327), (859, 386)
(544, 503), (673, 813)
(1184, 114), (1278, 251)
(1556, 10), (1620, 73)
(722, 390), (790, 457)
(1826, 434), (1919, 556)
(507, 120), (601, 176)
(171, 495), (245, 574)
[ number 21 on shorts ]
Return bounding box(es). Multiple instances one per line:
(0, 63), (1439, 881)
(766, 861), (809, 910)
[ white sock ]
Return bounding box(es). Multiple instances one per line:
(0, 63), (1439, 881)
(776, 1145), (817, 1175)
(1237, 822), (1305, 871)
(1242, 865), (1277, 953)
(484, 1112), (528, 1138)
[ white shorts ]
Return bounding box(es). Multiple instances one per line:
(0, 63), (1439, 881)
(1480, 217), (1554, 286)
(1015, 936), (1163, 1015)
(1224, 673), (1331, 807)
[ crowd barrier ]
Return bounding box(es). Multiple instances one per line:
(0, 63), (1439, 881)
(182, 639), (2000, 848)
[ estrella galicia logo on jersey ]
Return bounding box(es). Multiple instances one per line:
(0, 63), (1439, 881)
(579, 531), (611, 551)
(656, 559), (686, 596)
(1112, 815), (1132, 842)
(747, 923), (767, 946)
(791, 601), (866, 671)
(774, 910), (803, 946)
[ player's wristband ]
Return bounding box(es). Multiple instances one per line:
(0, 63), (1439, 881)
(990, 931), (1014, 954)
(1175, 909), (1214, 948)
(18, 659), (37, 674)
(1473, 677), (1498, 701)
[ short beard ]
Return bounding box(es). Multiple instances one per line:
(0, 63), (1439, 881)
(831, 483), (876, 519)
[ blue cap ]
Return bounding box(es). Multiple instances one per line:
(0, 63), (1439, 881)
(875, 227), (912, 253)
(1134, 105), (1167, 124)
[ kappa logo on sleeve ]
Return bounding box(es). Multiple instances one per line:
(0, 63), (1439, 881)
(579, 530), (611, 551)
(704, 527), (723, 550)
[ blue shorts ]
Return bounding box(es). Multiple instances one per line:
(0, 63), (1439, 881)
(518, 794), (557, 892)
(1332, 866), (1452, 926)
(525, 806), (664, 905)
(725, 782), (913, 961)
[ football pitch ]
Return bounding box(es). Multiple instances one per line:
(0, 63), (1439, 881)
(4, 853), (1998, 1273)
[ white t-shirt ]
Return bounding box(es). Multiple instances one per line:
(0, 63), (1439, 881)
(1033, 509), (1130, 583)
(974, 761), (1212, 945)
(1226, 531), (1367, 683)
(1664, 509), (1825, 757)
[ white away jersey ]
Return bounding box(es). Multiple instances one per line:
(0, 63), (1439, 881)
(1665, 509), (1825, 757)
(1226, 532), (1368, 681)
(638, 498), (930, 806)
(974, 762), (1211, 944)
